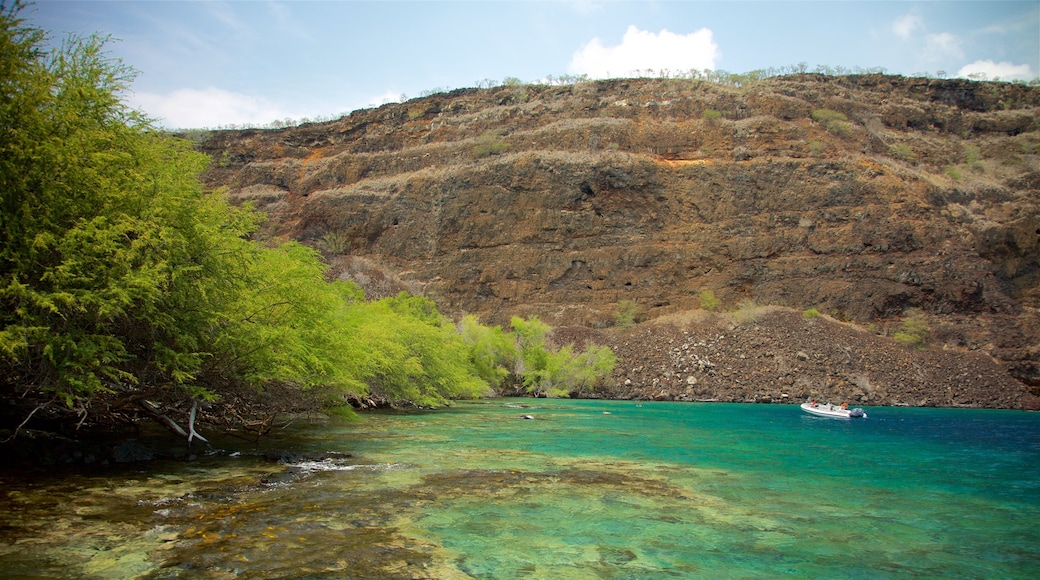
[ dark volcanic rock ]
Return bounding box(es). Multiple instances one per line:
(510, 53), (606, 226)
(194, 75), (1040, 408)
(571, 308), (1031, 409)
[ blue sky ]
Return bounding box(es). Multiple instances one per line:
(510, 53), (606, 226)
(26, 1), (1040, 129)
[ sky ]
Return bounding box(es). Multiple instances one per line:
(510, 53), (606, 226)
(24, 0), (1040, 129)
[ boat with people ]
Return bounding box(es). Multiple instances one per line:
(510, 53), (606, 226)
(800, 401), (867, 419)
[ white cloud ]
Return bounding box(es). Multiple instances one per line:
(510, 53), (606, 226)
(923, 32), (963, 62)
(957, 60), (1037, 82)
(892, 13), (923, 39)
(129, 88), (293, 129)
(127, 86), (416, 129)
(892, 13), (969, 66)
(568, 25), (720, 78)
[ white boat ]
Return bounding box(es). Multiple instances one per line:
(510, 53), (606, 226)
(801, 402), (867, 419)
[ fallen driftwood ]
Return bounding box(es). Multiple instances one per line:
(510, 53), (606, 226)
(137, 399), (210, 446)
(187, 400), (208, 445)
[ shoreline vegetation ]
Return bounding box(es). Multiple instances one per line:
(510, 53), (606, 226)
(0, 3), (614, 451)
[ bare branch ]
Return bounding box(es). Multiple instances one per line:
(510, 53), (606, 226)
(137, 400), (188, 438)
(187, 400), (209, 446)
(2, 403), (46, 442)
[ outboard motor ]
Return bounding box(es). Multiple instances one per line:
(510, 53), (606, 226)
(848, 408), (866, 418)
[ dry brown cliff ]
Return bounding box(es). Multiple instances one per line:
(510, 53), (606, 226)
(193, 75), (1040, 407)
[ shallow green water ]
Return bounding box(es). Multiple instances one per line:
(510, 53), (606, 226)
(1, 400), (1038, 578)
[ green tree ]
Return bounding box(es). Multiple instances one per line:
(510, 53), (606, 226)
(889, 143), (917, 163)
(811, 108), (854, 137)
(510, 316), (553, 394)
(0, 4), (619, 441)
(472, 129), (508, 158)
(342, 294), (489, 408)
(893, 309), (929, 348)
(507, 316), (615, 397)
(614, 299), (639, 328)
(204, 243), (367, 395)
(559, 344), (617, 396)
(457, 315), (512, 389)
(0, 6), (494, 440)
(0, 8), (232, 411)
(530, 344), (574, 398)
(698, 290), (720, 311)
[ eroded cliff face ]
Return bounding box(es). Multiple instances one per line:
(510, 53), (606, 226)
(195, 75), (1040, 398)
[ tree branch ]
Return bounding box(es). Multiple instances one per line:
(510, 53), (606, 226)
(187, 400), (209, 446)
(137, 399), (188, 438)
(2, 403), (46, 443)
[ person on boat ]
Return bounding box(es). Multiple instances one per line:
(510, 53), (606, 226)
(841, 402), (848, 410)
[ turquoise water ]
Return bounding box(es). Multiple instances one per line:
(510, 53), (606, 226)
(1, 400), (1038, 578)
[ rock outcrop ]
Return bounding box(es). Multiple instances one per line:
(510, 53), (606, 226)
(194, 75), (1040, 406)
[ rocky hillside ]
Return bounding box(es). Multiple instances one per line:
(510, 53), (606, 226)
(193, 75), (1040, 408)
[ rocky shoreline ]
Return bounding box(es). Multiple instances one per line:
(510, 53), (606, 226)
(554, 307), (1039, 410)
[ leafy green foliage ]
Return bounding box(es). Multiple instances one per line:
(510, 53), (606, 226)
(449, 315), (622, 398)
(343, 294), (490, 407)
(0, 5), (621, 438)
(0, 7), (507, 436)
(803, 307), (821, 319)
(510, 316), (554, 395)
(507, 316), (615, 397)
(205, 244), (366, 396)
(614, 299), (639, 328)
(472, 129), (508, 158)
(0, 10), (228, 405)
(811, 108), (853, 137)
(458, 315), (512, 389)
(698, 290), (720, 312)
(893, 309), (930, 348)
(559, 344), (617, 397)
(889, 143), (917, 163)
